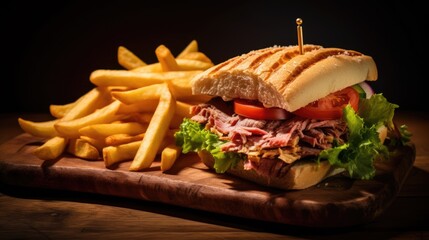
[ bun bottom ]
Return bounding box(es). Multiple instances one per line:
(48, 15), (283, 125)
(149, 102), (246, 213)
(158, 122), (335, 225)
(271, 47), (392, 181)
(197, 150), (341, 190)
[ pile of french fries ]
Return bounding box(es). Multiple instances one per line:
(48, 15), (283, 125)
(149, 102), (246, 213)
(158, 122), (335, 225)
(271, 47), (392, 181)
(18, 40), (213, 172)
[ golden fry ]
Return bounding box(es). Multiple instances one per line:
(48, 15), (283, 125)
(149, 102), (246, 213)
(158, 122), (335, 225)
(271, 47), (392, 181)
(18, 118), (59, 138)
(117, 100), (159, 114)
(178, 51), (213, 64)
(129, 83), (175, 171)
(161, 144), (181, 172)
(105, 133), (145, 146)
(177, 40), (198, 58)
(117, 46), (146, 70)
(173, 59), (213, 71)
(67, 138), (100, 160)
(127, 113), (153, 124)
(33, 136), (68, 160)
(138, 112), (182, 132)
(50, 102), (76, 118)
(55, 100), (123, 138)
(90, 70), (202, 88)
(111, 84), (162, 104)
(61, 87), (112, 122)
(78, 122), (147, 139)
(80, 136), (106, 151)
(155, 45), (179, 71)
(132, 59), (212, 72)
(103, 137), (172, 167)
(103, 141), (141, 167)
(175, 101), (193, 118)
(167, 78), (213, 102)
(168, 78), (192, 98)
(130, 64), (162, 73)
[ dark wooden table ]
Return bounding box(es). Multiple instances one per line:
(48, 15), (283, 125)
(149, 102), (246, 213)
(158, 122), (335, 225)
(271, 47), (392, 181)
(1, 111), (428, 239)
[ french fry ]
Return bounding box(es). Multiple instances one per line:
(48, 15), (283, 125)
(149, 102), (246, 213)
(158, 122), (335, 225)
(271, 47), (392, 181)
(167, 78), (213, 102)
(50, 102), (76, 118)
(106, 86), (130, 92)
(103, 141), (141, 167)
(173, 59), (213, 71)
(132, 59), (212, 73)
(127, 113), (154, 124)
(117, 46), (146, 70)
(61, 87), (113, 122)
(105, 128), (178, 146)
(130, 63), (163, 73)
(161, 144), (181, 172)
(177, 40), (198, 58)
(175, 101), (193, 118)
(179, 51), (213, 64)
(117, 100), (159, 114)
(18, 118), (59, 138)
(129, 83), (175, 171)
(105, 133), (145, 146)
(90, 70), (162, 88)
(90, 69), (202, 88)
(111, 84), (162, 104)
(49, 87), (112, 120)
(67, 138), (100, 160)
(167, 78), (192, 99)
(155, 45), (179, 71)
(80, 136), (106, 151)
(33, 136), (68, 160)
(130, 112), (181, 133)
(78, 122), (147, 139)
(103, 137), (172, 167)
(55, 100), (123, 138)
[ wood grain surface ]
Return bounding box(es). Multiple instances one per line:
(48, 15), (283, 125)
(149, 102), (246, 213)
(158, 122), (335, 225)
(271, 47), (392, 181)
(0, 133), (415, 228)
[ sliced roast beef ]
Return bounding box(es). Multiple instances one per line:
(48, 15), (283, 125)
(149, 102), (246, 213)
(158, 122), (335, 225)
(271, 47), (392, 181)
(190, 103), (347, 165)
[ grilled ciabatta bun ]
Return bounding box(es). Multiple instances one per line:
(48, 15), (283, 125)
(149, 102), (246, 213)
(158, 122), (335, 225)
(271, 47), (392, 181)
(192, 44), (378, 112)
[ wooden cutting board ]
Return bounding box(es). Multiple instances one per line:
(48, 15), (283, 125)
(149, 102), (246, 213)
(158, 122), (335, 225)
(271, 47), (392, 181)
(0, 133), (416, 227)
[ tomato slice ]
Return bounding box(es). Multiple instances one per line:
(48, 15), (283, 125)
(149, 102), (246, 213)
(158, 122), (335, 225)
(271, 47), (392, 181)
(234, 99), (291, 120)
(293, 87), (360, 120)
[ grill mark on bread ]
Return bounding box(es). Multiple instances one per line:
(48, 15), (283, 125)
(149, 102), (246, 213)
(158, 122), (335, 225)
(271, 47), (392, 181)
(278, 49), (363, 92)
(207, 45), (322, 77)
(248, 48), (284, 70)
(227, 47), (276, 70)
(273, 52), (296, 70)
(261, 45), (322, 80)
(260, 50), (298, 80)
(206, 56), (238, 75)
(273, 45), (321, 69)
(208, 47), (281, 76)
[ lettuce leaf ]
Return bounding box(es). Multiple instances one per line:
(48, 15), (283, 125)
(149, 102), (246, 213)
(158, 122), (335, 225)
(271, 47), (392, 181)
(318, 94), (397, 179)
(358, 93), (398, 129)
(174, 118), (243, 173)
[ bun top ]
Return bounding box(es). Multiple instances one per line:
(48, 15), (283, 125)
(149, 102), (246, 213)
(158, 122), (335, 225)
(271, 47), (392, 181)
(191, 44), (378, 112)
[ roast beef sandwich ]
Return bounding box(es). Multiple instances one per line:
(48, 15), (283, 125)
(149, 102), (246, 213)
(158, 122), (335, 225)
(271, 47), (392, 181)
(174, 44), (411, 190)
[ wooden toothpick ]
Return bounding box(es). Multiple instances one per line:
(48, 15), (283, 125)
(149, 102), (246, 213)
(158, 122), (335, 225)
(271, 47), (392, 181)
(296, 18), (304, 54)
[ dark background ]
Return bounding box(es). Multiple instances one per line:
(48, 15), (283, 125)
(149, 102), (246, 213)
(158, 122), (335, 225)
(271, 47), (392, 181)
(3, 0), (428, 114)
